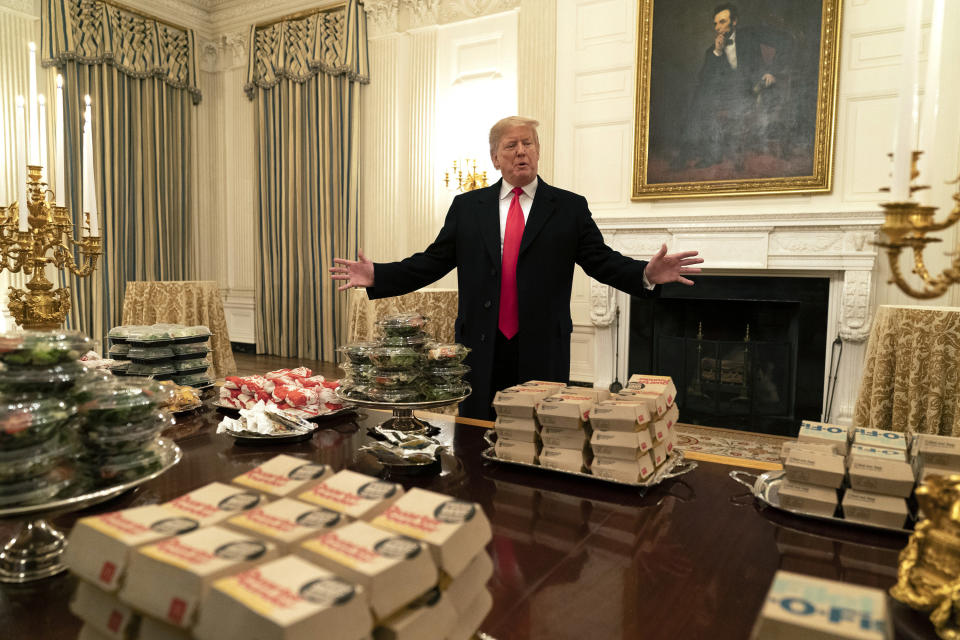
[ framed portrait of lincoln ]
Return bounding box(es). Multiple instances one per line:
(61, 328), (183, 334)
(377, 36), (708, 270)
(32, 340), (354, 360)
(632, 0), (842, 199)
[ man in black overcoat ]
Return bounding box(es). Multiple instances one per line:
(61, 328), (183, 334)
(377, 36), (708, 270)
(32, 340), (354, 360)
(331, 117), (702, 419)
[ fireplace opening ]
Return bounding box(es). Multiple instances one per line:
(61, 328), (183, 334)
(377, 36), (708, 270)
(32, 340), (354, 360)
(629, 276), (829, 436)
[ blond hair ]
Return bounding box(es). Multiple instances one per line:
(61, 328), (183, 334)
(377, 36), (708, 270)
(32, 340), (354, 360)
(489, 116), (540, 156)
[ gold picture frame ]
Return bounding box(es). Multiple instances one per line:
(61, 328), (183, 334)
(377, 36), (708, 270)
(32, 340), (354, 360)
(632, 0), (842, 200)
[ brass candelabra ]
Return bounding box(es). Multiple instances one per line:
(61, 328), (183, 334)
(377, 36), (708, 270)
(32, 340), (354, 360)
(444, 159), (488, 192)
(0, 165), (102, 329)
(876, 152), (960, 299)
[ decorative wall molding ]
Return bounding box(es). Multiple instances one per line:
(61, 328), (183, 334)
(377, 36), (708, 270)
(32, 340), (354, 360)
(198, 30), (248, 73)
(589, 281), (615, 327)
(366, 0), (519, 36)
(0, 0), (35, 17)
(839, 270), (873, 343)
(364, 0), (399, 37)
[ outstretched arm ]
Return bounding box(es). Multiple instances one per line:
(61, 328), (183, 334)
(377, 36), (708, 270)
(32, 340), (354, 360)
(644, 243), (703, 286)
(329, 249), (374, 291)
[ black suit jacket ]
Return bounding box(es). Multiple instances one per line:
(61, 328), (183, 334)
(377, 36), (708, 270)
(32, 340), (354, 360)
(368, 178), (656, 418)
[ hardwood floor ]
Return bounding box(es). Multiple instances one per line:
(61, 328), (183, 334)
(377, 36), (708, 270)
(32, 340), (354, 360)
(232, 351), (340, 379)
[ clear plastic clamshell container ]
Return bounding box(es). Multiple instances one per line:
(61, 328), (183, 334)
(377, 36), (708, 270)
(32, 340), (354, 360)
(0, 330), (91, 367)
(78, 443), (164, 486)
(79, 411), (172, 455)
(424, 343), (471, 367)
(376, 313), (428, 337)
(171, 343), (211, 359)
(108, 325), (147, 343)
(368, 346), (423, 371)
(339, 362), (375, 384)
(336, 341), (377, 366)
(420, 381), (471, 402)
(372, 368), (422, 388)
(424, 364), (470, 385)
(380, 333), (429, 349)
(74, 378), (174, 425)
(125, 325), (174, 347)
(126, 362), (177, 378)
(0, 396), (77, 450)
(170, 372), (213, 388)
(0, 360), (87, 395)
(174, 358), (210, 373)
(0, 431), (77, 482)
(0, 466), (74, 507)
(168, 325), (212, 344)
(126, 346), (175, 362)
(367, 385), (424, 403)
(108, 343), (131, 358)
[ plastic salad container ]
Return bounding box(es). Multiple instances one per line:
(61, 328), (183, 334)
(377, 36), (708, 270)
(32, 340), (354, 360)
(336, 342), (378, 366)
(372, 369), (422, 388)
(169, 325), (212, 344)
(339, 363), (375, 384)
(174, 358), (210, 373)
(367, 386), (423, 403)
(0, 397), (77, 450)
(171, 343), (211, 358)
(376, 313), (429, 338)
(419, 381), (471, 402)
(0, 431), (77, 482)
(0, 466), (74, 507)
(126, 362), (177, 378)
(424, 343), (471, 367)
(0, 361), (87, 395)
(170, 372), (213, 387)
(79, 411), (171, 454)
(126, 346), (175, 362)
(0, 330), (91, 367)
(75, 378), (174, 425)
(380, 333), (429, 349)
(424, 364), (471, 385)
(78, 443), (164, 486)
(369, 346), (423, 370)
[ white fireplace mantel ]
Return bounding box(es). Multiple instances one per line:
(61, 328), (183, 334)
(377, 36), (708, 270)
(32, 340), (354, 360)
(587, 209), (886, 425)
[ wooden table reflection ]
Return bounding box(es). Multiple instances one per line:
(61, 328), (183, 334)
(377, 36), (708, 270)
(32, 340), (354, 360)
(0, 407), (938, 639)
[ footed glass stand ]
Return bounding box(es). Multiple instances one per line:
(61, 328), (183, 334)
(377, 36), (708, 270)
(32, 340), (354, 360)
(335, 390), (470, 434)
(0, 438), (182, 583)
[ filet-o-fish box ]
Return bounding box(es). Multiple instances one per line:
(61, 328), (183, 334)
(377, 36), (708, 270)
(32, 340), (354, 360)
(224, 497), (350, 551)
(297, 470), (403, 521)
(165, 482), (270, 527)
(119, 526), (279, 629)
(626, 374), (676, 406)
(797, 420), (849, 455)
(64, 504), (203, 592)
(371, 488), (491, 579)
(232, 454), (334, 497)
(193, 554), (373, 640)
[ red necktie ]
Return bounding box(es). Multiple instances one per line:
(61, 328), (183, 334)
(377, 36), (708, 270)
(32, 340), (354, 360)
(498, 187), (525, 339)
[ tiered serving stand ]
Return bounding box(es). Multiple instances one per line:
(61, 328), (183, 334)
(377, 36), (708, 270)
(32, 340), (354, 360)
(335, 389), (470, 434)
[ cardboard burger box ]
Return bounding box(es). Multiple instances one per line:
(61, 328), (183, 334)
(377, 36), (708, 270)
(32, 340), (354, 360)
(590, 429), (654, 460)
(493, 439), (537, 464)
(779, 441), (838, 463)
(446, 589), (492, 640)
(232, 454), (334, 497)
(797, 420), (849, 455)
(649, 403), (679, 443)
(652, 440), (672, 467)
(372, 588), (456, 640)
(750, 570), (891, 640)
(558, 386), (610, 404)
(842, 489), (909, 529)
(777, 479), (838, 518)
(848, 444), (907, 465)
(783, 450), (846, 489)
(852, 428), (908, 453)
(538, 446), (586, 473)
(535, 394), (594, 430)
(848, 458), (915, 498)
(611, 389), (667, 419)
(912, 434), (960, 470)
(589, 401), (652, 433)
(138, 616), (193, 640)
(297, 520), (438, 620)
(441, 552), (493, 616)
(69, 580), (137, 640)
(64, 504), (203, 592)
(492, 385), (558, 419)
(523, 380), (567, 390)
(493, 416), (537, 444)
(538, 425), (589, 449)
(626, 374), (677, 405)
(370, 488), (492, 579)
(224, 498), (350, 552)
(592, 455), (655, 483)
(78, 625), (113, 640)
(165, 482), (270, 527)
(917, 462), (960, 484)
(119, 525), (280, 629)
(297, 470), (403, 521)
(192, 554), (373, 640)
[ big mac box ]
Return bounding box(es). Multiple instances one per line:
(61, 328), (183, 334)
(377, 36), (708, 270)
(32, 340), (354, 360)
(297, 520), (438, 619)
(652, 439), (673, 467)
(64, 504), (202, 592)
(797, 420), (849, 455)
(538, 446), (585, 473)
(442, 552), (493, 616)
(232, 455), (334, 497)
(649, 403), (679, 443)
(912, 434), (960, 469)
(493, 416), (537, 443)
(589, 401), (652, 433)
(193, 555), (373, 640)
(750, 570), (891, 640)
(297, 470), (403, 521)
(777, 479), (838, 518)
(119, 526), (280, 629)
(492, 385), (558, 419)
(626, 374), (677, 404)
(372, 588), (457, 640)
(783, 450), (845, 489)
(165, 482), (270, 527)
(842, 490), (909, 529)
(69, 580), (138, 640)
(224, 498), (349, 551)
(370, 488), (492, 579)
(535, 394), (594, 430)
(852, 428), (908, 452)
(559, 386), (610, 404)
(611, 389), (667, 419)
(848, 458), (915, 498)
(590, 429), (654, 460)
(493, 439), (537, 464)
(592, 455), (655, 483)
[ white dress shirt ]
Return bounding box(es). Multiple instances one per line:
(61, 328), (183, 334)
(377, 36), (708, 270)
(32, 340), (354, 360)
(714, 30), (738, 69)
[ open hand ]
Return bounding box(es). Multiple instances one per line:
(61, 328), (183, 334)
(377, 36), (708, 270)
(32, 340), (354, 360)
(644, 244), (703, 286)
(329, 249), (374, 291)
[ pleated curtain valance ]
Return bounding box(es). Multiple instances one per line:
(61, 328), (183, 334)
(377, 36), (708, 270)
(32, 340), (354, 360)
(244, 3), (370, 100)
(41, 0), (202, 105)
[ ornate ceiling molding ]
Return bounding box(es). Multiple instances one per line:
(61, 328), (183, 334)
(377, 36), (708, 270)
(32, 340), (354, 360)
(365, 0), (519, 36)
(0, 0), (38, 16)
(198, 29), (248, 73)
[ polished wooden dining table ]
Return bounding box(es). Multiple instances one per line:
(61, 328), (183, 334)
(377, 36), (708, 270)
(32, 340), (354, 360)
(0, 407), (939, 639)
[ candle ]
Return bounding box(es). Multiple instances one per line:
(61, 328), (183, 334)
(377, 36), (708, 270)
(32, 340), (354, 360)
(15, 96), (29, 232)
(54, 75), (65, 207)
(27, 42), (39, 166)
(918, 0), (945, 201)
(82, 95), (98, 237)
(37, 94), (47, 180)
(891, 3), (922, 201)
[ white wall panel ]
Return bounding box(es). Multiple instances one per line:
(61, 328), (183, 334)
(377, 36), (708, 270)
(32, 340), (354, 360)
(574, 67), (631, 103)
(841, 94), (899, 201)
(574, 0), (629, 47)
(572, 122), (627, 204)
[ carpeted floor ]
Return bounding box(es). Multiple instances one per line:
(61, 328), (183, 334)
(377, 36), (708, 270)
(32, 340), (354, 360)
(675, 423), (787, 470)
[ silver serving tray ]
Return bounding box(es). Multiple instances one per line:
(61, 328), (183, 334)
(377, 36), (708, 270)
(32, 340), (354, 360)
(0, 438), (183, 518)
(481, 430), (697, 489)
(729, 468), (914, 535)
(335, 389), (470, 411)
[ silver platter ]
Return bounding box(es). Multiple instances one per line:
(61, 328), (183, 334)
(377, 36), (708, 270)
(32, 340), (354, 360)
(481, 430), (697, 489)
(334, 389), (470, 412)
(729, 468), (914, 535)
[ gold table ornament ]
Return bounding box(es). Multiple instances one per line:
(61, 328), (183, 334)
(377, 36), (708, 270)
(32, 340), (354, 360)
(891, 474), (960, 639)
(0, 164), (102, 329)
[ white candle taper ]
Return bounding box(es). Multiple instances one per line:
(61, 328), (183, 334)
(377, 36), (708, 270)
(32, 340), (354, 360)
(37, 94), (47, 180)
(54, 75), (65, 207)
(27, 42), (39, 166)
(918, 0), (945, 203)
(891, 3), (922, 201)
(82, 95), (99, 237)
(15, 96), (29, 232)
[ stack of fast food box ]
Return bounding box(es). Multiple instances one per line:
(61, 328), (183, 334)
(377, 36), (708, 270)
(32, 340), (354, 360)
(780, 421), (960, 528)
(64, 454), (493, 640)
(491, 374), (680, 483)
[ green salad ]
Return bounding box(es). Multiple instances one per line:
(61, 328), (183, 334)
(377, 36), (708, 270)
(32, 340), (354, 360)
(0, 330), (90, 366)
